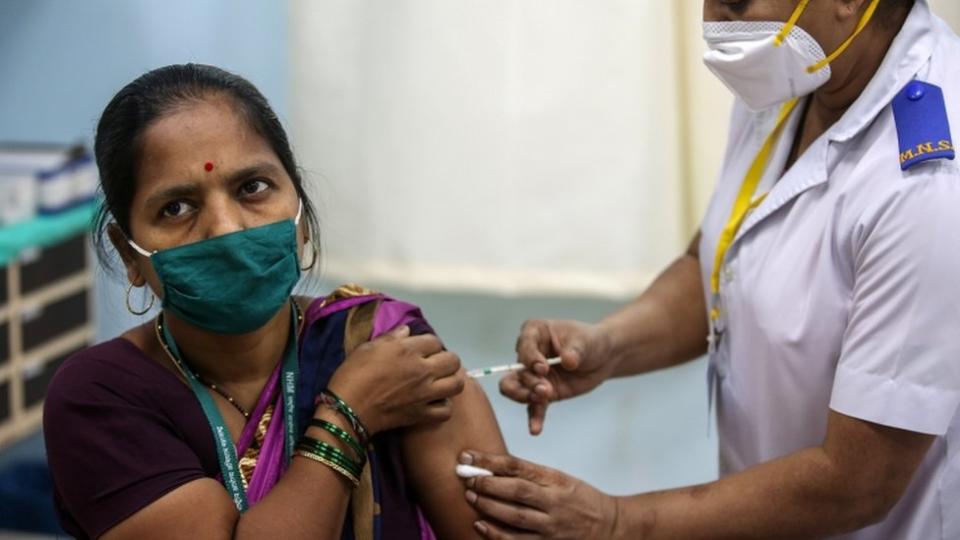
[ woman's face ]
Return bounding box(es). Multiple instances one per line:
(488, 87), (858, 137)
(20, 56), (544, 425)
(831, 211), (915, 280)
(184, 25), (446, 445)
(113, 96), (306, 295)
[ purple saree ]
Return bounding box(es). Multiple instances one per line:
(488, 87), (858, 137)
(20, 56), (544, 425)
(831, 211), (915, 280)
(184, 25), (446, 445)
(234, 285), (437, 540)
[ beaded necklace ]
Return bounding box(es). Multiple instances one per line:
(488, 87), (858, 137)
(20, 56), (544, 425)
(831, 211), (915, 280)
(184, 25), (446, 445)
(153, 299), (304, 512)
(154, 300), (304, 420)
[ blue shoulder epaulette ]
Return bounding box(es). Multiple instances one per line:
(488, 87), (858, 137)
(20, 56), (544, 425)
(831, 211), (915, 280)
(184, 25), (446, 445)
(892, 80), (955, 171)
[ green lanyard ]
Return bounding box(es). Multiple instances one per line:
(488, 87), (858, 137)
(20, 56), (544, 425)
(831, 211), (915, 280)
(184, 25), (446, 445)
(159, 301), (300, 512)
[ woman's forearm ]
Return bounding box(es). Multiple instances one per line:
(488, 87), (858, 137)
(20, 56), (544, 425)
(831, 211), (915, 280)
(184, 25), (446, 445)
(234, 408), (356, 539)
(235, 458), (351, 539)
(102, 409), (357, 540)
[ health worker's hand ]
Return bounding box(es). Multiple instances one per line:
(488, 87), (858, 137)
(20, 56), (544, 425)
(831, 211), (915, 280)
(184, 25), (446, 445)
(500, 319), (617, 435)
(460, 451), (619, 540)
(328, 325), (465, 435)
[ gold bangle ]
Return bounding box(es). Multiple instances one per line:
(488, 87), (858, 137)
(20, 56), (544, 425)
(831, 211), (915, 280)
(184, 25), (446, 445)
(295, 450), (360, 487)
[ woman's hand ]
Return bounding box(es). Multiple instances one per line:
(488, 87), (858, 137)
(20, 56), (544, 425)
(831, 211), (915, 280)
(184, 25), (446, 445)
(459, 451), (620, 540)
(500, 319), (618, 434)
(327, 325), (465, 435)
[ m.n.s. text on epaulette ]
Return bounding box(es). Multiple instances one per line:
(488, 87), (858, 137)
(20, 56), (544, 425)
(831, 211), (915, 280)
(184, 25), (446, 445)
(893, 80), (956, 171)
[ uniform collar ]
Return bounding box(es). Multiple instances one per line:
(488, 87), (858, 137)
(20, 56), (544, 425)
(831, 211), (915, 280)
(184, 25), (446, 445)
(828, 0), (934, 143)
(726, 2), (936, 247)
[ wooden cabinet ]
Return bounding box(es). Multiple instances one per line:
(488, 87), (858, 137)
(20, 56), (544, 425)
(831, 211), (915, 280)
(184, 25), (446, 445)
(0, 232), (94, 448)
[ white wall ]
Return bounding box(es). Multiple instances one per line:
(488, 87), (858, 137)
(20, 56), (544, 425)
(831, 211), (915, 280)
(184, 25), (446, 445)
(291, 0), (688, 299)
(931, 0), (960, 30)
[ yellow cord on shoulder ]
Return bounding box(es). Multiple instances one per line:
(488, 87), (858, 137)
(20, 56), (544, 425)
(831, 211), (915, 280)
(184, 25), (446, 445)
(710, 98), (800, 299)
(710, 0), (879, 323)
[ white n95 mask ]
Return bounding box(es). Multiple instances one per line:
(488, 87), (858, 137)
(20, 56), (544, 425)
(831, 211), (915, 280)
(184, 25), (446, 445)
(702, 21), (829, 112)
(702, 0), (880, 112)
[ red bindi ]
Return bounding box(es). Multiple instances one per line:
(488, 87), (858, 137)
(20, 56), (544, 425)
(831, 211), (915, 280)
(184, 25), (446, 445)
(204, 162), (214, 172)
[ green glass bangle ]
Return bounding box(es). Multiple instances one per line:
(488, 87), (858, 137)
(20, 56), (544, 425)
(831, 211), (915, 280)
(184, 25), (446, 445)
(296, 443), (361, 476)
(316, 389), (370, 444)
(297, 438), (363, 476)
(299, 433), (362, 465)
(299, 435), (366, 466)
(297, 446), (363, 478)
(310, 418), (366, 460)
(295, 450), (360, 487)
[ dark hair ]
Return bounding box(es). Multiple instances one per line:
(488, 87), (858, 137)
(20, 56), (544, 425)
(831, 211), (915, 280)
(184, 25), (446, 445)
(92, 63), (320, 271)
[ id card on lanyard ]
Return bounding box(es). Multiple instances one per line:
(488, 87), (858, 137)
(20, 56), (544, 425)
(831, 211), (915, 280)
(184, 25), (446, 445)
(159, 302), (300, 512)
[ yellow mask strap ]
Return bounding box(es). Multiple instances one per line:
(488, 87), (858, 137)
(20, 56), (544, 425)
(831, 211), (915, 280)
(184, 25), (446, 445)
(709, 97), (801, 298)
(774, 0), (882, 73)
(775, 0), (812, 46)
(807, 0), (880, 73)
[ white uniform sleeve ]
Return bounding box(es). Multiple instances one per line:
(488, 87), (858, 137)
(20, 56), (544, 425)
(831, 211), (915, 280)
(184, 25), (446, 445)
(830, 164), (960, 435)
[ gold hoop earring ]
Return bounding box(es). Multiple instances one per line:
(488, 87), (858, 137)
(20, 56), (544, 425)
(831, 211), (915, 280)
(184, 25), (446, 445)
(126, 282), (156, 316)
(300, 242), (319, 271)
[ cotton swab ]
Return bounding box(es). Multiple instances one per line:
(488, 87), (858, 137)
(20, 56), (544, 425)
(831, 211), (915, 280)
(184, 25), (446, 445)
(456, 464), (494, 478)
(467, 357), (563, 379)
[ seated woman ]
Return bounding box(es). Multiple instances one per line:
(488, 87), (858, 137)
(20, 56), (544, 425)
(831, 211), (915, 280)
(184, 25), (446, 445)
(43, 63), (505, 540)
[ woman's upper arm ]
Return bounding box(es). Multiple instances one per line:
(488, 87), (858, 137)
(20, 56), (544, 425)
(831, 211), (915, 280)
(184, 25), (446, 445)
(402, 376), (506, 540)
(44, 352), (213, 538)
(101, 479), (237, 540)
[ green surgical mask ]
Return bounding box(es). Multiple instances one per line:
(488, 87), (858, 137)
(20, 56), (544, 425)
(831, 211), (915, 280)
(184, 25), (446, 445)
(128, 202), (303, 334)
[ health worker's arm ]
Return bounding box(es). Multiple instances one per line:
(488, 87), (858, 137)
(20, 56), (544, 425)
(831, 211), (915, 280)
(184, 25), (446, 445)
(503, 233), (709, 434)
(609, 411), (934, 539)
(600, 231), (709, 377)
(464, 411), (934, 539)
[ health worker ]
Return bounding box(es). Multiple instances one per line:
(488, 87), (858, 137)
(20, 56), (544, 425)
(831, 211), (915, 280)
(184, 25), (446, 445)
(459, 1), (960, 538)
